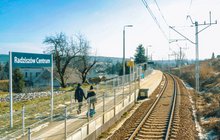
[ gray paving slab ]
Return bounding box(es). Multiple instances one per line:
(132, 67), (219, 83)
(19, 70), (162, 140)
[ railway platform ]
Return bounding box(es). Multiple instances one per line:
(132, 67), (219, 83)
(20, 70), (163, 140)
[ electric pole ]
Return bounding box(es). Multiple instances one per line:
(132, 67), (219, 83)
(170, 11), (217, 93)
(178, 45), (187, 76)
(188, 12), (217, 92)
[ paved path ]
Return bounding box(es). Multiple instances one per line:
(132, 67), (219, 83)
(20, 70), (163, 140)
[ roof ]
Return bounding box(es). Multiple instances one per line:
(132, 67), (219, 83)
(0, 54), (9, 65)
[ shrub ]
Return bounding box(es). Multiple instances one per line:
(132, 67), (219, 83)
(180, 72), (195, 87)
(88, 77), (101, 84)
(212, 59), (220, 71)
(0, 80), (9, 92)
(13, 68), (24, 93)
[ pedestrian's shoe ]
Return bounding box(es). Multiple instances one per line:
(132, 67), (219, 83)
(77, 110), (81, 114)
(86, 109), (95, 117)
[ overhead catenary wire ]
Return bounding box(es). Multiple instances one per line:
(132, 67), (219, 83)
(154, 0), (169, 27)
(186, 0), (193, 16)
(169, 0), (193, 60)
(141, 0), (169, 41)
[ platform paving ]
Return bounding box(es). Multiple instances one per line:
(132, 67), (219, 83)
(19, 70), (162, 140)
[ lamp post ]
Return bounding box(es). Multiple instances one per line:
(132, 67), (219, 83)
(146, 45), (151, 70)
(123, 25), (133, 101)
(146, 45), (151, 59)
(123, 25), (133, 77)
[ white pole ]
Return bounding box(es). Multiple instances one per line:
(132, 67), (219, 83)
(138, 66), (141, 89)
(103, 90), (105, 113)
(51, 54), (54, 121)
(9, 51), (13, 128)
(134, 66), (137, 103)
(22, 105), (25, 136)
(102, 91), (105, 124)
(87, 92), (90, 134)
(132, 65), (134, 93)
(70, 94), (73, 112)
(87, 97), (90, 121)
(123, 28), (125, 80)
(122, 28), (125, 103)
(64, 106), (67, 139)
(129, 66), (131, 94)
(195, 21), (200, 92)
(132, 66), (133, 82)
(112, 79), (114, 96)
(114, 88), (116, 116)
(146, 47), (148, 71)
(28, 127), (31, 140)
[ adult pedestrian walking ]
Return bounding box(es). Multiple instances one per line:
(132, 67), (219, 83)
(87, 85), (97, 111)
(75, 83), (86, 114)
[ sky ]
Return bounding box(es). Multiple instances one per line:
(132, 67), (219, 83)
(0, 0), (220, 60)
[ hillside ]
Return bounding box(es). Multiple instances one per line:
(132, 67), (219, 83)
(177, 59), (220, 92)
(171, 58), (220, 139)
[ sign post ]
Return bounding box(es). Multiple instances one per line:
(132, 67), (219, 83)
(9, 52), (53, 127)
(127, 59), (134, 95)
(9, 52), (13, 128)
(51, 54), (54, 120)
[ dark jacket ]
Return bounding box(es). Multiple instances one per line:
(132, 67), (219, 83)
(87, 90), (96, 103)
(75, 87), (86, 102)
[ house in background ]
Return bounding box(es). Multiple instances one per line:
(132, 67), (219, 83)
(87, 62), (106, 79)
(58, 68), (82, 86)
(21, 68), (60, 88)
(0, 54), (9, 65)
(0, 54), (60, 88)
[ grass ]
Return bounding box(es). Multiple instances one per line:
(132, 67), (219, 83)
(59, 86), (74, 92)
(170, 59), (220, 137)
(0, 85), (79, 115)
(0, 91), (8, 98)
(0, 80), (131, 137)
(0, 91), (71, 137)
(0, 94), (51, 115)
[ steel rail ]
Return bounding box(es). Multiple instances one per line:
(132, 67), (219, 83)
(165, 74), (178, 140)
(128, 74), (168, 140)
(128, 73), (178, 140)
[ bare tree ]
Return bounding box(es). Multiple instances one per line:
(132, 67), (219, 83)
(211, 52), (215, 59)
(43, 32), (82, 88)
(0, 62), (9, 80)
(94, 59), (113, 74)
(0, 64), (3, 80)
(173, 47), (186, 67)
(73, 35), (97, 83)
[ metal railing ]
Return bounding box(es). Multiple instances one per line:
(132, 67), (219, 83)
(0, 68), (153, 139)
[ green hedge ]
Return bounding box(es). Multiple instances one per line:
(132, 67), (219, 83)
(0, 80), (9, 92)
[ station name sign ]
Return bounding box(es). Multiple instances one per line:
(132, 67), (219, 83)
(12, 52), (52, 68)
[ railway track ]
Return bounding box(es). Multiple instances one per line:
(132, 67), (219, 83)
(128, 73), (180, 140)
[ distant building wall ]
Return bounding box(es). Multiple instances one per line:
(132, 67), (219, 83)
(0, 54), (9, 65)
(20, 68), (60, 88)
